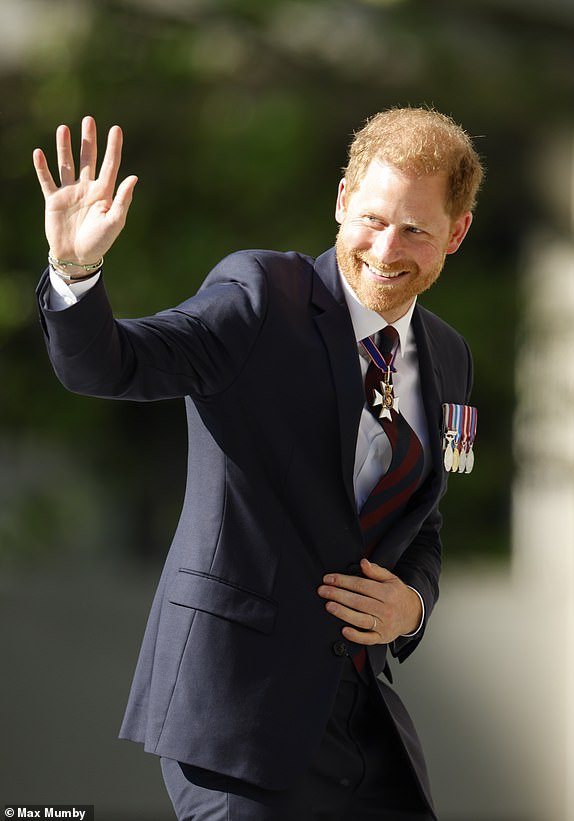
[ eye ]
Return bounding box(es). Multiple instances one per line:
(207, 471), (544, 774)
(364, 214), (383, 227)
(405, 225), (425, 235)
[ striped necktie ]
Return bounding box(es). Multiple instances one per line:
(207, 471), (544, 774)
(353, 326), (424, 674)
(359, 326), (424, 555)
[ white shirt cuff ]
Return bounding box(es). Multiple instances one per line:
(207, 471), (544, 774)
(400, 585), (425, 637)
(48, 266), (101, 311)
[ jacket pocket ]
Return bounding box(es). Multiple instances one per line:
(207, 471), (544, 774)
(167, 568), (277, 635)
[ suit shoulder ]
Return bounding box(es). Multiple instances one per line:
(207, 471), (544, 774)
(200, 249), (319, 310)
(416, 304), (469, 350)
(208, 249), (315, 280)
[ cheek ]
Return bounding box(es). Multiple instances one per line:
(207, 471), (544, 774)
(412, 239), (445, 266)
(340, 221), (373, 248)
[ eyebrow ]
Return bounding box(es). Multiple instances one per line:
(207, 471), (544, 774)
(404, 220), (428, 230)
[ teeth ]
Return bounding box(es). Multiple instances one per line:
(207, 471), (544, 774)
(367, 264), (404, 279)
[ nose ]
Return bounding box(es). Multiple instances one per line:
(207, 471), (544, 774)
(371, 226), (404, 263)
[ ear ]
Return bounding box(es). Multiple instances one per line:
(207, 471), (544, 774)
(446, 211), (473, 254)
(335, 178), (348, 224)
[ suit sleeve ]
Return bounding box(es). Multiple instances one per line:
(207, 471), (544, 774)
(36, 252), (268, 402)
(390, 503), (443, 662)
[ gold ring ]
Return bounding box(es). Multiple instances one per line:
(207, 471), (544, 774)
(371, 616), (377, 631)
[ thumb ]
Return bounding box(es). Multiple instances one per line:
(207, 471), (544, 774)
(115, 174), (139, 205)
(360, 558), (396, 582)
(107, 174), (138, 227)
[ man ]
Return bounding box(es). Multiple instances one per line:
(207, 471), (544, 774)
(33, 107), (483, 820)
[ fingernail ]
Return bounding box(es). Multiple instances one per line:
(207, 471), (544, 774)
(324, 575), (335, 584)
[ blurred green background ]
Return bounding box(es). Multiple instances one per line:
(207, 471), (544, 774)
(5, 0), (564, 567)
(1, 0), (573, 817)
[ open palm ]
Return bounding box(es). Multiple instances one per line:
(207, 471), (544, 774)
(33, 116), (138, 265)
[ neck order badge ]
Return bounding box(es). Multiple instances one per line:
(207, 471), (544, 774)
(360, 331), (399, 420)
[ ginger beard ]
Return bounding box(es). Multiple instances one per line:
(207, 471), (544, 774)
(335, 229), (447, 319)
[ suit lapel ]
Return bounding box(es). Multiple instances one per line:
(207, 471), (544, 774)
(308, 252), (448, 545)
(312, 249), (364, 514)
(412, 306), (444, 486)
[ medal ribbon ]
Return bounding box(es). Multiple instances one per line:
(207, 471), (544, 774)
(460, 404), (469, 455)
(453, 404), (462, 449)
(359, 334), (398, 374)
(444, 404), (454, 436)
(442, 403), (478, 472)
(468, 406), (478, 447)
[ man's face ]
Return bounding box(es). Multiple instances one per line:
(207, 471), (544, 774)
(335, 160), (472, 323)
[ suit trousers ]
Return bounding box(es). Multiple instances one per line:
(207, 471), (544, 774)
(160, 659), (433, 821)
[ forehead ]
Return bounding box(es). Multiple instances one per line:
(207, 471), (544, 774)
(350, 160), (450, 221)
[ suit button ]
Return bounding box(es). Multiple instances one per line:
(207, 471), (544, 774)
(332, 640), (348, 657)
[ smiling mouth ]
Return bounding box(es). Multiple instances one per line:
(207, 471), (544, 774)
(364, 263), (409, 281)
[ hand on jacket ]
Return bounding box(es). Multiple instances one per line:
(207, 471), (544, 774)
(33, 115), (137, 268)
(317, 558), (423, 644)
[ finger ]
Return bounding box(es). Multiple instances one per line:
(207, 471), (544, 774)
(106, 174), (138, 229)
(320, 573), (387, 601)
(32, 148), (58, 198)
(341, 625), (381, 646)
(114, 174), (138, 206)
(79, 115), (97, 180)
(360, 559), (397, 583)
(322, 572), (357, 589)
(324, 600), (378, 632)
(319, 584), (377, 615)
(56, 124), (76, 186)
(98, 125), (124, 194)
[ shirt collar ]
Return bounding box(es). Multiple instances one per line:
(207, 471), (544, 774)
(338, 267), (416, 358)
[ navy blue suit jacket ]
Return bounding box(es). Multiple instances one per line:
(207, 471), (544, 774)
(37, 247), (472, 807)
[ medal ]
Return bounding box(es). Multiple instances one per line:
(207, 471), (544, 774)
(443, 429), (456, 472)
(457, 405), (469, 473)
(452, 404), (462, 472)
(372, 368), (399, 420)
(458, 445), (467, 474)
(452, 445), (460, 472)
(442, 404), (478, 475)
(360, 334), (399, 421)
(465, 407), (478, 474)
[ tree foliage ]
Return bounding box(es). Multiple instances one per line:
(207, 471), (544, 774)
(2, 0), (573, 564)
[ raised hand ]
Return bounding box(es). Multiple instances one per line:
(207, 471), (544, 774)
(33, 116), (138, 269)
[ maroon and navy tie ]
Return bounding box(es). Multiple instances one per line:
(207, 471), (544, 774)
(353, 326), (424, 674)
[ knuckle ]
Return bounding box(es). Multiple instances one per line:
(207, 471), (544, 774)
(352, 577), (367, 594)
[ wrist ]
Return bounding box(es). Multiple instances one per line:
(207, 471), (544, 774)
(48, 252), (104, 282)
